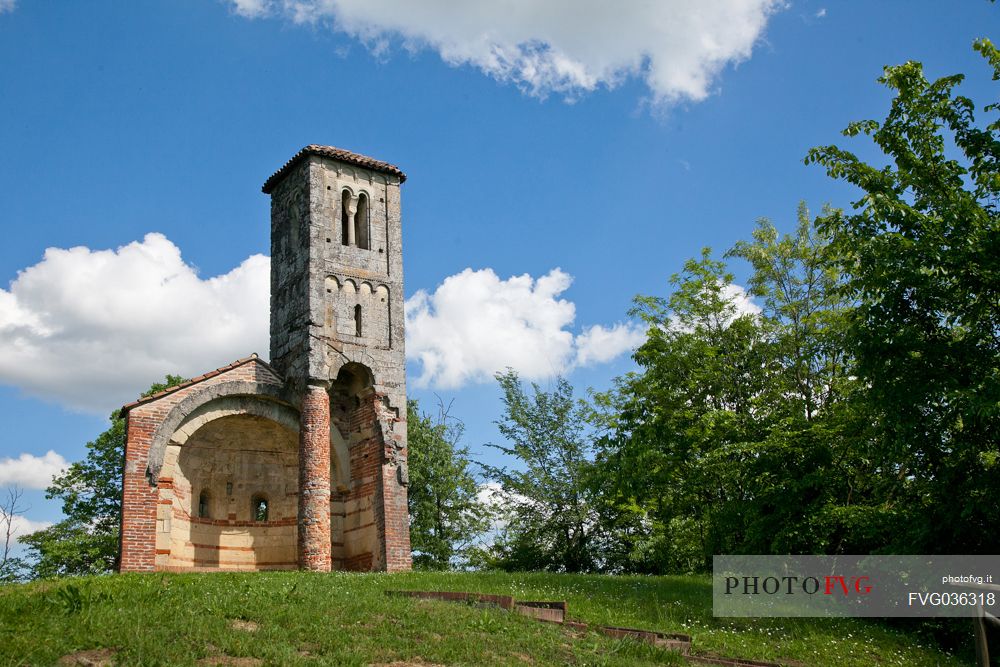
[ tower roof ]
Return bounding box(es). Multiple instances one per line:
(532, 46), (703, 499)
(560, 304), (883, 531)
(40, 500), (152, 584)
(262, 144), (407, 193)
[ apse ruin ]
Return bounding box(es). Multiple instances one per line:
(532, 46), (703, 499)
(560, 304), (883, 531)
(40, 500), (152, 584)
(118, 145), (411, 572)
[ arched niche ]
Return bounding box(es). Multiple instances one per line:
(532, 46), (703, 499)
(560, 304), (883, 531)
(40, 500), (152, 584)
(329, 362), (375, 441)
(163, 412), (298, 571)
(340, 189), (351, 246)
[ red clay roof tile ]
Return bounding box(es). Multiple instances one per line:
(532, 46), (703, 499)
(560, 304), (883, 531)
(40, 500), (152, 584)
(261, 144), (406, 194)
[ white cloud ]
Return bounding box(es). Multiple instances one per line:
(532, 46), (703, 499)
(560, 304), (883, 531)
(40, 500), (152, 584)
(0, 451), (67, 490)
(404, 267), (643, 389)
(228, 0), (786, 105)
(230, 0), (269, 18)
(476, 482), (530, 535)
(0, 0), (15, 15)
(8, 515), (53, 539)
(0, 233), (269, 413)
(723, 283), (763, 319)
(815, 8), (827, 18)
(574, 322), (646, 367)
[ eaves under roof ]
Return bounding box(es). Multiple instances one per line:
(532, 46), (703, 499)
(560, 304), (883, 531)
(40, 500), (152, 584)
(262, 144), (407, 194)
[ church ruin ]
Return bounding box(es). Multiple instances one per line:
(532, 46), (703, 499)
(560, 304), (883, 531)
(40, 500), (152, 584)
(118, 145), (411, 572)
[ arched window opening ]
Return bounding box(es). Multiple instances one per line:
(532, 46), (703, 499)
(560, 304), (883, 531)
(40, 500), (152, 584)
(198, 490), (210, 519)
(251, 494), (269, 522)
(356, 193), (370, 250)
(354, 304), (362, 337)
(340, 190), (351, 246)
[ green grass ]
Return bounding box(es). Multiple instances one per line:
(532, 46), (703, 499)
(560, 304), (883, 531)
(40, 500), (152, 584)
(0, 571), (971, 666)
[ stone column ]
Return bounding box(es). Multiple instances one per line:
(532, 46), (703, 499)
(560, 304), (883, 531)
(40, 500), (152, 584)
(298, 383), (332, 571)
(346, 197), (357, 247)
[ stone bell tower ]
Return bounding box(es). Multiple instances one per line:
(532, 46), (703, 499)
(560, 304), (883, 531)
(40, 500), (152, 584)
(262, 145), (411, 572)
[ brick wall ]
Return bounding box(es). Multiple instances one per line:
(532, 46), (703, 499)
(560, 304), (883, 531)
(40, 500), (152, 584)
(380, 427), (412, 573)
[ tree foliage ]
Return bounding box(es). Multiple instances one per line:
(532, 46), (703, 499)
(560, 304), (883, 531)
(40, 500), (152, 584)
(20, 375), (185, 578)
(805, 40), (1000, 552)
(406, 399), (489, 569)
(594, 204), (895, 571)
(726, 210), (890, 555)
(480, 371), (605, 573)
(609, 249), (772, 570)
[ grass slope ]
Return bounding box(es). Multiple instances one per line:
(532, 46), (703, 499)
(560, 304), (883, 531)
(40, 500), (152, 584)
(0, 571), (970, 666)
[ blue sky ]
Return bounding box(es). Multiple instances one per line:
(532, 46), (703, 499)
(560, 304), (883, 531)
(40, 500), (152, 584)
(0, 1), (996, 538)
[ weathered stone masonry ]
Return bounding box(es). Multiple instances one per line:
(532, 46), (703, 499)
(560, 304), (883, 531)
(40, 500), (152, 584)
(118, 145), (412, 573)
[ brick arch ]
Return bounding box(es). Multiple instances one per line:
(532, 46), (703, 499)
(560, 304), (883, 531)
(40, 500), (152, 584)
(145, 381), (295, 484)
(168, 394), (300, 447)
(328, 349), (380, 389)
(146, 380), (351, 488)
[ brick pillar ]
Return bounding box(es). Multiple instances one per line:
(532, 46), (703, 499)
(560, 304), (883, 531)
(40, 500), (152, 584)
(119, 412), (159, 572)
(298, 383), (332, 571)
(373, 395), (412, 572)
(381, 460), (413, 572)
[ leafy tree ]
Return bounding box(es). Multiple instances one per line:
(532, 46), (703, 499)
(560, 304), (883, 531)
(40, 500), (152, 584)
(597, 207), (893, 570)
(726, 208), (891, 555)
(20, 375), (185, 578)
(598, 250), (773, 571)
(406, 399), (489, 569)
(727, 204), (851, 423)
(480, 370), (605, 573)
(806, 40), (1000, 552)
